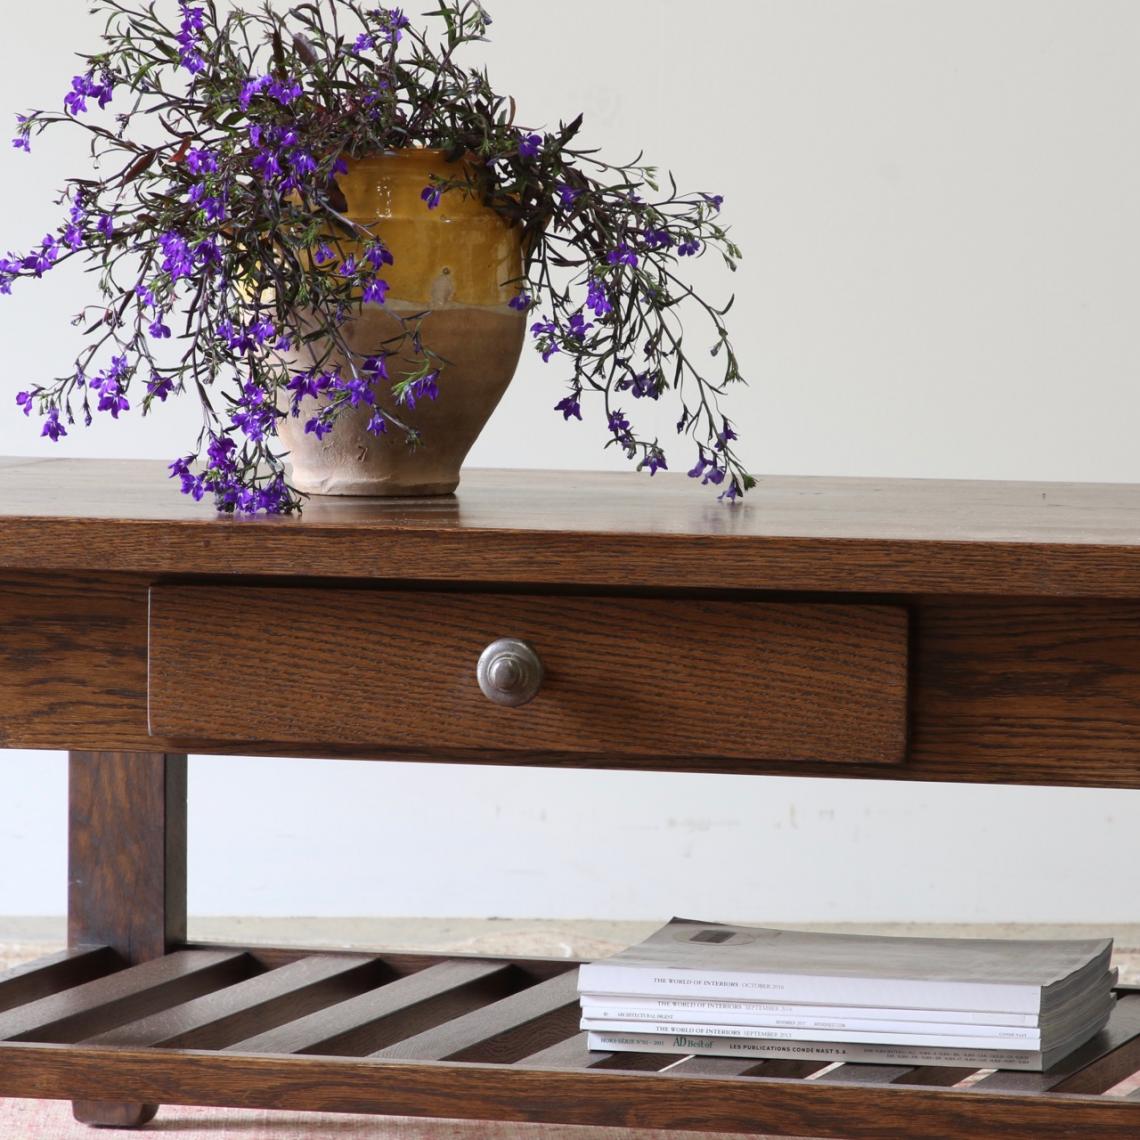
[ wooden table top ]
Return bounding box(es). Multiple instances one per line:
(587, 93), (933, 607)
(2, 456), (1140, 594)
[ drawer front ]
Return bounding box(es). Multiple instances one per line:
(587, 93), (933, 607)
(148, 587), (908, 764)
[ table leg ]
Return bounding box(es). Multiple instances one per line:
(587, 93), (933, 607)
(67, 750), (188, 1129)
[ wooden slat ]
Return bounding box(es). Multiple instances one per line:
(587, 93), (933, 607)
(83, 955), (384, 1050)
(371, 969), (580, 1063)
(823, 1063), (914, 1084)
(0, 949), (120, 1016)
(971, 995), (1140, 1095)
(229, 959), (519, 1056)
(890, 1065), (980, 1087)
(1, 1040), (1139, 1138)
(0, 950), (250, 1043)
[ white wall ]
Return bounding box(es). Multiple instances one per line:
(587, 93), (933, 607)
(1, 0), (1139, 923)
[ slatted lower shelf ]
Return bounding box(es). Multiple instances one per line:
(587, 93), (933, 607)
(0, 945), (1138, 1138)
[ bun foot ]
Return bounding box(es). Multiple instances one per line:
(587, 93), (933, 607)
(73, 1102), (159, 1129)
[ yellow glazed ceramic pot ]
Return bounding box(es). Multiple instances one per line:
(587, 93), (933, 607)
(277, 150), (526, 496)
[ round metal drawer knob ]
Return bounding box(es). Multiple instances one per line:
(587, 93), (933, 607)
(477, 638), (544, 707)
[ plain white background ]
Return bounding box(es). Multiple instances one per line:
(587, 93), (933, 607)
(1, 0), (1139, 923)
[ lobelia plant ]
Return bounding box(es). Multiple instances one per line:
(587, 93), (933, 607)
(5, 0), (754, 513)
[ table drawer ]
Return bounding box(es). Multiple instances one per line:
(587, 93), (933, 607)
(148, 587), (909, 764)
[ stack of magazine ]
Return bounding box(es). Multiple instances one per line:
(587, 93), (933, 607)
(577, 918), (1117, 1071)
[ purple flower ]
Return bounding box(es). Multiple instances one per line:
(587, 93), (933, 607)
(586, 277), (612, 317)
(239, 75), (272, 110)
(178, 3), (208, 74)
(702, 193), (725, 211)
(200, 195), (226, 224)
(63, 223), (84, 250)
(12, 135), (29, 153)
(332, 374), (374, 407)
(518, 132), (543, 159)
(363, 355), (390, 379)
(64, 72), (113, 116)
(314, 243), (334, 264)
(231, 403), (276, 441)
(305, 416), (333, 440)
(147, 374), (175, 401)
(169, 456), (205, 499)
(362, 278), (390, 304)
(363, 242), (394, 268)
(567, 311), (593, 340)
(555, 395), (582, 421)
(421, 185), (442, 210)
(97, 384), (129, 419)
(530, 319), (557, 337)
(158, 232), (194, 280)
(96, 215), (114, 240)
(268, 78), (303, 105)
(286, 368), (332, 410)
(41, 408), (67, 441)
(185, 147), (218, 175)
(618, 370), (660, 400)
(677, 238), (702, 257)
(148, 316), (172, 339)
(24, 235), (60, 277)
(399, 371), (440, 408)
(719, 481), (741, 502)
(716, 420), (738, 450)
(289, 150), (317, 177)
(556, 183), (580, 209)
(509, 292), (533, 312)
(607, 243), (639, 268)
(193, 237), (222, 269)
(251, 148), (282, 181)
(366, 412), (388, 435)
(608, 409), (631, 435)
(136, 284), (157, 308)
(642, 449), (668, 476)
(206, 434), (236, 470)
(15, 390), (33, 416)
(643, 228), (673, 251)
(378, 8), (411, 43)
(338, 256), (358, 277)
(252, 318), (276, 345)
(352, 33), (375, 54)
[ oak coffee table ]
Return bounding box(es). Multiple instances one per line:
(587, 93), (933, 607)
(0, 456), (1137, 1137)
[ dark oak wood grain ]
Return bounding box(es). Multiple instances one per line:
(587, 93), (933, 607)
(371, 969), (581, 1063)
(82, 955), (384, 1051)
(0, 951), (250, 1042)
(68, 752), (187, 963)
(68, 750), (190, 1127)
(227, 960), (521, 1056)
(149, 587), (909, 765)
(3, 458), (1140, 1136)
(0, 949), (119, 1017)
(0, 946), (1135, 1136)
(5, 459), (1140, 596)
(0, 1037), (1137, 1138)
(10, 576), (1140, 788)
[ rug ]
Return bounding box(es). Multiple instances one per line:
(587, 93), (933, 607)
(0, 1100), (788, 1140)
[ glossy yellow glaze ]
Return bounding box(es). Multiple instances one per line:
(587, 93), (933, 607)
(337, 150), (523, 307)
